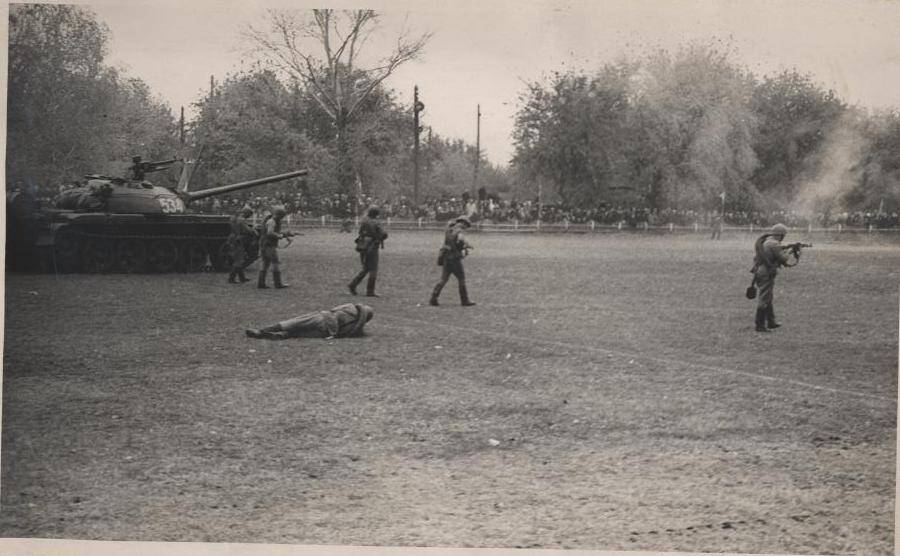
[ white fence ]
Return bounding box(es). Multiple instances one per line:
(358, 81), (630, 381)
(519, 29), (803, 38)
(287, 215), (900, 236)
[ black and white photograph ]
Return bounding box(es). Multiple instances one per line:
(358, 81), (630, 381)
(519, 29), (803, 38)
(2, 1), (898, 555)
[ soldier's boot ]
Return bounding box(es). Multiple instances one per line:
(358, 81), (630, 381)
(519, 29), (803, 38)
(348, 281), (358, 295)
(755, 308), (769, 332)
(228, 270), (238, 284)
(766, 306), (781, 329)
(246, 324), (283, 339)
(365, 276), (378, 297)
(459, 282), (476, 307)
(273, 271), (290, 289)
(429, 283), (443, 306)
(238, 268), (250, 283)
(257, 270), (269, 289)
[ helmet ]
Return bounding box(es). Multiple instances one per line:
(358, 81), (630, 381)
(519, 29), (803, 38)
(240, 205), (253, 217)
(272, 205), (287, 217)
(360, 304), (374, 322)
(771, 223), (788, 236)
(367, 206), (380, 218)
(455, 216), (471, 227)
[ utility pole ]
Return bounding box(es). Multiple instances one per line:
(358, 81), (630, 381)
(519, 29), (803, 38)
(473, 104), (481, 195)
(413, 86), (425, 206)
(179, 107), (185, 147)
(538, 179), (543, 224)
(427, 126), (433, 178)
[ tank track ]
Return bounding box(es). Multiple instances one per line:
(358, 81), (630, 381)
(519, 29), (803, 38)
(39, 229), (250, 274)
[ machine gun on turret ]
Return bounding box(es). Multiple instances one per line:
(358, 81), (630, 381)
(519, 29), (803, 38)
(130, 156), (179, 181)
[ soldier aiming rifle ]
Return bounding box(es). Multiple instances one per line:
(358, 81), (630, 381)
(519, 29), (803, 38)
(747, 223), (811, 332)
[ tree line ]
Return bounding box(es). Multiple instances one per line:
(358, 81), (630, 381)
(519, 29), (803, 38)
(7, 6), (898, 217)
(6, 5), (505, 204)
(511, 43), (900, 215)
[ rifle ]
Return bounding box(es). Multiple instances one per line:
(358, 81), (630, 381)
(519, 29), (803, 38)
(279, 230), (301, 247)
(782, 242), (812, 259)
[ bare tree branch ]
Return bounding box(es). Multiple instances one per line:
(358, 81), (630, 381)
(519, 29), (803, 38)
(346, 29), (431, 117)
(245, 8), (431, 188)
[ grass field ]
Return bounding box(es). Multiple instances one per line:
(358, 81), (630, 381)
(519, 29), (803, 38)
(2, 230), (897, 554)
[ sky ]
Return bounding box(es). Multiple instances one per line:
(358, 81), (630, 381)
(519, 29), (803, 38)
(82, 0), (900, 167)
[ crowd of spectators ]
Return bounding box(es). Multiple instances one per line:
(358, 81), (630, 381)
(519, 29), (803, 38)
(24, 180), (895, 230)
(196, 191), (900, 230)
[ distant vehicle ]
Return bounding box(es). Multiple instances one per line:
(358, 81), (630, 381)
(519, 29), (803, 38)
(6, 156), (307, 273)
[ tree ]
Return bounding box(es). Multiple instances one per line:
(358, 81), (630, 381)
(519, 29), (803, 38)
(857, 110), (900, 212)
(750, 70), (846, 202)
(512, 43), (760, 211)
(628, 44), (759, 210)
(245, 9), (430, 195)
(344, 87), (415, 200)
(7, 4), (178, 191)
(190, 69), (330, 196)
(512, 69), (633, 206)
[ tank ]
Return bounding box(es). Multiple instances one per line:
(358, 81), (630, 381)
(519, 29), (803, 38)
(7, 157), (308, 273)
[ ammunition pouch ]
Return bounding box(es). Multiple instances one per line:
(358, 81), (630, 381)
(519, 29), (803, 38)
(355, 236), (373, 253)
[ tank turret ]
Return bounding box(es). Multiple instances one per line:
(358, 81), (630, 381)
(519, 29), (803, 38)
(8, 158), (309, 274)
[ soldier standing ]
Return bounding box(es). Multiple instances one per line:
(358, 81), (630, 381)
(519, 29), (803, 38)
(751, 223), (794, 332)
(226, 205), (256, 283)
(429, 216), (475, 307)
(710, 214), (723, 240)
(258, 206), (291, 289)
(348, 206), (388, 297)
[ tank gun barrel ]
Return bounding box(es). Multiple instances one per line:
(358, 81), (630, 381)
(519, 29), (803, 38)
(182, 169), (308, 202)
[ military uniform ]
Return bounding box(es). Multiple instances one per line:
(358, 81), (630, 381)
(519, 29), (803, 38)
(237, 209), (258, 269)
(227, 208), (256, 283)
(245, 303), (374, 339)
(258, 207), (290, 289)
(752, 224), (792, 331)
(349, 208), (388, 297)
(429, 217), (475, 306)
(710, 216), (723, 240)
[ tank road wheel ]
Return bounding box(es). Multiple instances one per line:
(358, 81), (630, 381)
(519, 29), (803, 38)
(117, 239), (148, 273)
(52, 230), (82, 273)
(81, 238), (116, 273)
(179, 240), (209, 272)
(147, 240), (179, 273)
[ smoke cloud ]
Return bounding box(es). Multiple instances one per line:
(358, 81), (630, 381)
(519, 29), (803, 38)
(792, 112), (868, 219)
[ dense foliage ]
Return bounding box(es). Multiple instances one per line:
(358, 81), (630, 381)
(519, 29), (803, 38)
(512, 44), (900, 214)
(7, 4), (179, 190)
